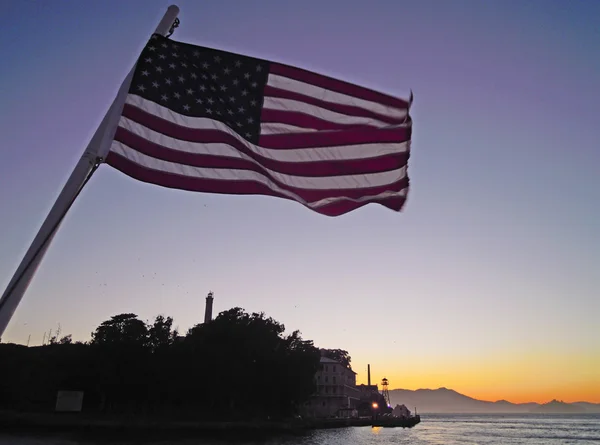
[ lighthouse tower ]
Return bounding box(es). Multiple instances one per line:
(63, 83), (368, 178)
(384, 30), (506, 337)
(204, 291), (214, 324)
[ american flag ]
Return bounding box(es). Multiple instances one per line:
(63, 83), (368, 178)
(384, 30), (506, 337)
(106, 33), (412, 217)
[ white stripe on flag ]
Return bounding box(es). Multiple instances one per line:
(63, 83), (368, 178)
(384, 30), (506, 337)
(260, 122), (318, 134)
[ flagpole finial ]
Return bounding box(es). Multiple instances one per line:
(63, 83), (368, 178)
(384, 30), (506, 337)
(154, 5), (180, 37)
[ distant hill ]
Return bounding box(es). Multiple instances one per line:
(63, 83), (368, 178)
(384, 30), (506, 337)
(389, 388), (600, 414)
(533, 400), (587, 413)
(573, 402), (600, 413)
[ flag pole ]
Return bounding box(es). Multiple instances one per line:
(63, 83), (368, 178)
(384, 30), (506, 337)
(0, 5), (181, 339)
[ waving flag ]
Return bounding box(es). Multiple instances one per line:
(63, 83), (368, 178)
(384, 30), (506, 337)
(106, 33), (413, 216)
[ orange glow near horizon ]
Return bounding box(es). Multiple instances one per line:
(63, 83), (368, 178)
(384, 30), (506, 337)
(353, 350), (600, 404)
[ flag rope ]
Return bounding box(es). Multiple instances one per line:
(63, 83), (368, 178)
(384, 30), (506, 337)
(166, 17), (180, 38)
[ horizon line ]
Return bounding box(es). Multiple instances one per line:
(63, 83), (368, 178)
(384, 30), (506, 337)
(387, 387), (599, 406)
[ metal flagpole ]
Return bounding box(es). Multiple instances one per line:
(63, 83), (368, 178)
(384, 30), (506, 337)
(0, 5), (180, 339)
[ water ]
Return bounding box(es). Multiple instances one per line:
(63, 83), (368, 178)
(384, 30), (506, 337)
(1, 414), (599, 444)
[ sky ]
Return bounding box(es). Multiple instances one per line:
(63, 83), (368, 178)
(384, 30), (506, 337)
(0, 0), (599, 404)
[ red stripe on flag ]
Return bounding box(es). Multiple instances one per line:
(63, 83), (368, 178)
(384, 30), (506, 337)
(259, 123), (411, 149)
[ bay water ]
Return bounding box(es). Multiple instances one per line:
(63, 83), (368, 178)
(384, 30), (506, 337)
(1, 414), (599, 444)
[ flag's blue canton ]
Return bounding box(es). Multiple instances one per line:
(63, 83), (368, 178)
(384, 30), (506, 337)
(130, 34), (269, 144)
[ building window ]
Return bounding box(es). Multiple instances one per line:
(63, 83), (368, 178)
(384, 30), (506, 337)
(333, 376), (336, 384)
(325, 366), (328, 372)
(323, 401), (326, 406)
(333, 387), (337, 394)
(333, 366), (336, 372)
(325, 387), (329, 393)
(325, 376), (328, 383)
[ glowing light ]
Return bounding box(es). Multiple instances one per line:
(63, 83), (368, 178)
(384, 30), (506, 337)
(372, 402), (378, 409)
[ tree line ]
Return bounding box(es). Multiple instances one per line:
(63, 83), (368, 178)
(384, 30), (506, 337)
(0, 308), (322, 420)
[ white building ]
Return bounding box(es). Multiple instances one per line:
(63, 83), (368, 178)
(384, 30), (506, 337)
(392, 404), (412, 418)
(301, 356), (361, 418)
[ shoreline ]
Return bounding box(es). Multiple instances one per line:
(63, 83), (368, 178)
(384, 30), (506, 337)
(0, 411), (374, 437)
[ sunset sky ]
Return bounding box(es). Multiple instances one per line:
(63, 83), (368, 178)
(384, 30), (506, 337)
(0, 0), (598, 404)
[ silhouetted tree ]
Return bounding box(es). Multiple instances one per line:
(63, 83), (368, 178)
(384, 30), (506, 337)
(321, 348), (352, 369)
(183, 307), (320, 419)
(148, 315), (177, 352)
(91, 313), (149, 347)
(0, 308), (321, 420)
(57, 335), (73, 344)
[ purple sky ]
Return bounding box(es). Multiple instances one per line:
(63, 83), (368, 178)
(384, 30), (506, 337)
(0, 1), (599, 400)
